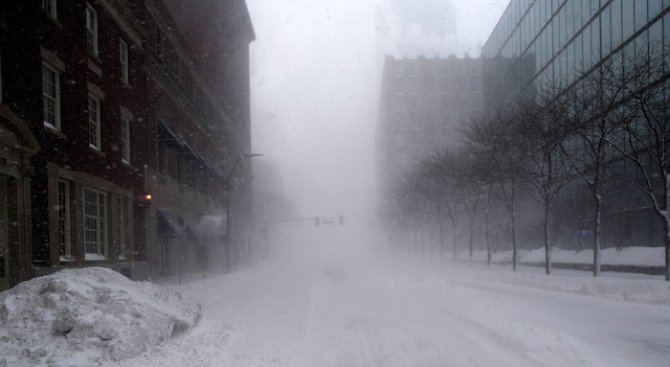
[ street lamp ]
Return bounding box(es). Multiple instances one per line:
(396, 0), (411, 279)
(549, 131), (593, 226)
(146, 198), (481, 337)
(225, 153), (263, 269)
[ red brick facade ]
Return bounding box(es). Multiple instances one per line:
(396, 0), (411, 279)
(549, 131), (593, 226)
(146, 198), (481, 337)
(0, 0), (254, 289)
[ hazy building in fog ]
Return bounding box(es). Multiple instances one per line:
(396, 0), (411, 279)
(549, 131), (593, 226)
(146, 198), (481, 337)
(376, 0), (458, 58)
(253, 160), (295, 229)
(376, 55), (483, 195)
(481, 0), (670, 249)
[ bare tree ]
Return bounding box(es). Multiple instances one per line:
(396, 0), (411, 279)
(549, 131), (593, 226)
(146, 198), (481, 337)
(605, 49), (670, 281)
(464, 109), (529, 270)
(558, 61), (636, 277)
(423, 148), (486, 265)
(516, 94), (575, 275)
(421, 150), (469, 261)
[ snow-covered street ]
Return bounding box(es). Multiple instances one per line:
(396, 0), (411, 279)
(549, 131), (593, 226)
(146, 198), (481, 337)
(106, 234), (670, 367)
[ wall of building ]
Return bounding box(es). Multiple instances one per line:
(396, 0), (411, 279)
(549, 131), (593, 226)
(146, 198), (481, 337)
(0, 0), (255, 288)
(481, 0), (670, 250)
(482, 0), (670, 106)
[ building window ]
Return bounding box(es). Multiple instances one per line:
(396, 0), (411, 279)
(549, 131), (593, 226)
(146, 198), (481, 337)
(121, 115), (130, 163)
(42, 0), (57, 20)
(0, 46), (3, 103)
(184, 73), (193, 98)
(88, 94), (101, 150)
(84, 188), (107, 259)
(42, 63), (60, 129)
(160, 239), (169, 271)
(155, 26), (163, 59)
(57, 180), (71, 259)
(86, 4), (98, 56)
(174, 54), (182, 80)
(119, 39), (129, 84)
(158, 143), (169, 174)
(116, 197), (127, 259)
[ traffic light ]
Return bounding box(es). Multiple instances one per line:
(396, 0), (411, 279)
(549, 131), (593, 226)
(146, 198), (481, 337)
(314, 216), (320, 226)
(339, 215), (344, 226)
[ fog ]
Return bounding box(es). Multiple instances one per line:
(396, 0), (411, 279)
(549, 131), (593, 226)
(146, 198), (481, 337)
(3, 1), (670, 365)
(248, 0), (509, 227)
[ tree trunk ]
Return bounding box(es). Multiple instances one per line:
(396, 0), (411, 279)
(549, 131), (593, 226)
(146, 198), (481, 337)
(544, 203), (552, 275)
(468, 212), (475, 267)
(485, 188), (492, 267)
(593, 192), (602, 277)
(439, 214), (445, 260)
(665, 174), (670, 281)
(420, 223), (426, 262)
(451, 217), (458, 262)
(665, 217), (670, 281)
(511, 183), (518, 272)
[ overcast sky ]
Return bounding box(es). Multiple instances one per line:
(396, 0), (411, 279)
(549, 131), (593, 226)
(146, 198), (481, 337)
(247, 0), (510, 223)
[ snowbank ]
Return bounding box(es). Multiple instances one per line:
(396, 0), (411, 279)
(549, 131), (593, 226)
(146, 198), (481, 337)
(0, 267), (202, 366)
(459, 246), (664, 267)
(445, 263), (670, 305)
(520, 246), (664, 267)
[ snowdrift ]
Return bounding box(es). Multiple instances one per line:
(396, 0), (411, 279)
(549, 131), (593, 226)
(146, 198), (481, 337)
(461, 246), (664, 268)
(0, 267), (202, 366)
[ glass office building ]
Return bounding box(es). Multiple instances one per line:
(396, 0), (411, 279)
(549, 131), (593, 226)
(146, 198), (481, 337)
(482, 0), (670, 107)
(481, 0), (670, 249)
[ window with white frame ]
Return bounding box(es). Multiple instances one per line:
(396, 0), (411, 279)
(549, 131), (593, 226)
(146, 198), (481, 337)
(86, 4), (98, 56)
(42, 0), (57, 20)
(121, 115), (130, 163)
(174, 53), (182, 80)
(57, 180), (71, 259)
(119, 39), (129, 84)
(42, 63), (61, 129)
(88, 94), (101, 150)
(116, 197), (127, 259)
(84, 188), (107, 258)
(0, 46), (3, 103)
(155, 26), (163, 59)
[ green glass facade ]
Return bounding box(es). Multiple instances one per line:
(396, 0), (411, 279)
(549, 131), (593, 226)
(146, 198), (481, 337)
(482, 0), (670, 107)
(481, 0), (670, 250)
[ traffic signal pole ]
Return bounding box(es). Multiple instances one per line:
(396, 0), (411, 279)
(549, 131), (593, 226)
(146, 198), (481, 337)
(263, 215), (345, 256)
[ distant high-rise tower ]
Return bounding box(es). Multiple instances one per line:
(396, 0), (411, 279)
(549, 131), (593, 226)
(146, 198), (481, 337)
(376, 55), (483, 196)
(376, 0), (458, 58)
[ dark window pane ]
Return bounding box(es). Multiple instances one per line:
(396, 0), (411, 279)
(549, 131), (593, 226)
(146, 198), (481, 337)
(602, 6), (612, 55)
(649, 0), (663, 19)
(635, 0), (648, 32)
(612, 0), (623, 48)
(622, 0), (635, 39)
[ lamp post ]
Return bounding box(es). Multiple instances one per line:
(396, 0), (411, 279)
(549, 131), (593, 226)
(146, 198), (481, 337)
(225, 153), (262, 269)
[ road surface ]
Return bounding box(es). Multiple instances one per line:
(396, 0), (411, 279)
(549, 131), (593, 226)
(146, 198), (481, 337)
(110, 244), (670, 367)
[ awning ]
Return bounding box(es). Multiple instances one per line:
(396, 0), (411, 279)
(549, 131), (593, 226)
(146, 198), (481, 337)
(193, 214), (227, 240)
(156, 208), (188, 238)
(156, 209), (228, 242)
(158, 120), (221, 176)
(157, 120), (183, 147)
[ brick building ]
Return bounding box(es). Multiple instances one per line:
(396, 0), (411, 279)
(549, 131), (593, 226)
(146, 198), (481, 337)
(0, 0), (254, 291)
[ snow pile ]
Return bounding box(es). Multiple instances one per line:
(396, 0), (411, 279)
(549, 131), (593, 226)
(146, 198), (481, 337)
(458, 249), (530, 263)
(460, 246), (664, 267)
(450, 265), (670, 305)
(505, 270), (670, 304)
(0, 267), (202, 366)
(194, 214), (226, 239)
(521, 246), (664, 267)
